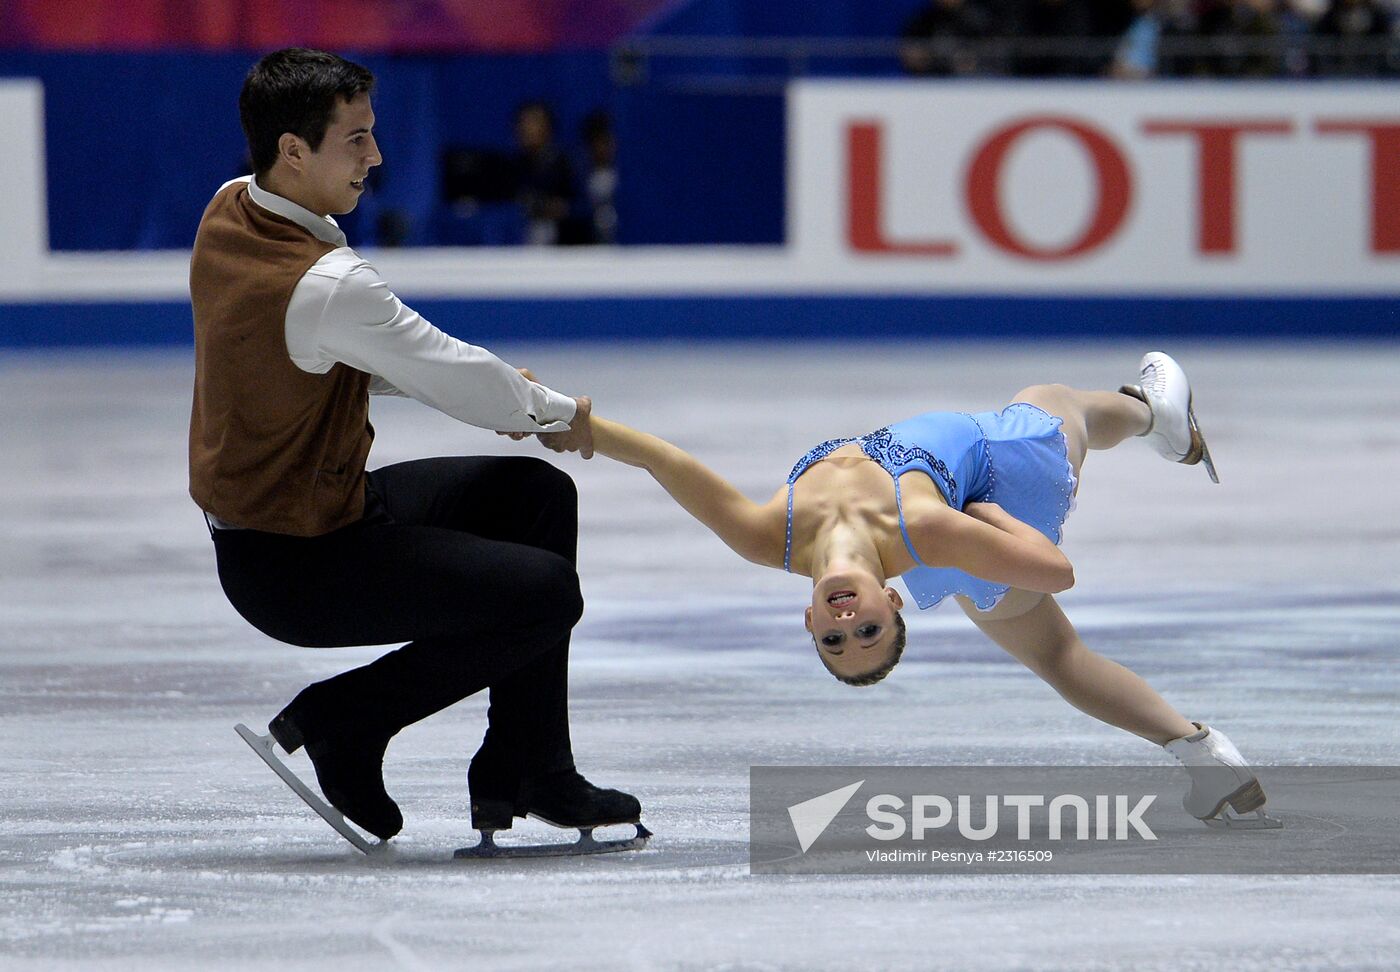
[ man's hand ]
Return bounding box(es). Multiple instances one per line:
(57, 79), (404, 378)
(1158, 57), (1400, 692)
(536, 396), (594, 459)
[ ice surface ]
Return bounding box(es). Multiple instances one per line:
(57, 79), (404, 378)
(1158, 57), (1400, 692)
(2, 341), (1399, 970)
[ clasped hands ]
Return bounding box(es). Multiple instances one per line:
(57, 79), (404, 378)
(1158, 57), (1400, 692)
(499, 369), (594, 459)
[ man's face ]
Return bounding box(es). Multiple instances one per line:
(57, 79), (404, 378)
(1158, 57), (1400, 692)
(516, 106), (553, 153)
(295, 92), (381, 216)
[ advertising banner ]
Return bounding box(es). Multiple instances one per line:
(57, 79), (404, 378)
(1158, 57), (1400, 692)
(788, 82), (1400, 294)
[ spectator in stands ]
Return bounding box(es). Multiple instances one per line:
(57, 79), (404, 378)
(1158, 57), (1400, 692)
(1284, 0), (1332, 20)
(1182, 0), (1232, 73)
(1089, 0), (1139, 36)
(1111, 0), (1165, 76)
(578, 110), (618, 245)
(512, 100), (575, 246)
(1230, 0), (1284, 76)
(899, 0), (995, 76)
(1382, 0), (1400, 31)
(1313, 0), (1391, 74)
(1014, 0), (1098, 76)
(1179, 0), (1283, 76)
(1278, 0), (1329, 75)
(1177, 0), (1282, 75)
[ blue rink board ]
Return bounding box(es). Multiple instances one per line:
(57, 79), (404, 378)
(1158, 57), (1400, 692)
(1, 295), (1396, 347)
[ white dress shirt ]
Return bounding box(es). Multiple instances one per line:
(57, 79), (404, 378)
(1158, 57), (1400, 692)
(220, 176), (577, 434)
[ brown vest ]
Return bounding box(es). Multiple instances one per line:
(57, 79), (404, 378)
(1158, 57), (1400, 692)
(188, 181), (373, 536)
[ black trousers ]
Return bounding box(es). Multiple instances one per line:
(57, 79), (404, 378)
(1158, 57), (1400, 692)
(211, 456), (581, 782)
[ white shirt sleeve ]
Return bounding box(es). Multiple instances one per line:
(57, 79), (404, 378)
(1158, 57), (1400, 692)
(284, 248), (576, 432)
(367, 374), (409, 397)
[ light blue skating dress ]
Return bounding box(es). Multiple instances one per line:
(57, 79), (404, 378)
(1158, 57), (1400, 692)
(784, 404), (1076, 612)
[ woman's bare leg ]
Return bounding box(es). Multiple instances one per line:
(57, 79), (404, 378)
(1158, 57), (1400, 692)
(974, 382), (1184, 741)
(1011, 384), (1151, 481)
(956, 592), (1195, 745)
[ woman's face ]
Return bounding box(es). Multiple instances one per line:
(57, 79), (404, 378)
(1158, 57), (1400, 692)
(805, 569), (904, 679)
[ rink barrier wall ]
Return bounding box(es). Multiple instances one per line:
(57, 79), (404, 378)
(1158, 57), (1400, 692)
(1, 295), (1395, 347)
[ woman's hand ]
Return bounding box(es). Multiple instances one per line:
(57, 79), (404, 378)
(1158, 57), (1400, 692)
(536, 396), (594, 459)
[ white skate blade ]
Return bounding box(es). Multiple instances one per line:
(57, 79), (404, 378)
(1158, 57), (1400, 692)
(1202, 809), (1283, 831)
(453, 822), (652, 860)
(234, 723), (378, 855)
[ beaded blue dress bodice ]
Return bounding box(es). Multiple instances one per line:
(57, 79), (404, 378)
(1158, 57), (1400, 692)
(783, 412), (990, 574)
(781, 406), (1073, 613)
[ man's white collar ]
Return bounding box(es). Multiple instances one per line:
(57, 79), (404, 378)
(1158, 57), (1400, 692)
(227, 175), (347, 247)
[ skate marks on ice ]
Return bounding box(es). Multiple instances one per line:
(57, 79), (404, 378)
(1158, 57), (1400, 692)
(5, 834), (753, 971)
(30, 797), (749, 886)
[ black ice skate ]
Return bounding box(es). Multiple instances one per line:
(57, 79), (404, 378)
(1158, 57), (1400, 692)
(236, 724), (380, 853)
(455, 769), (651, 859)
(235, 707), (401, 853)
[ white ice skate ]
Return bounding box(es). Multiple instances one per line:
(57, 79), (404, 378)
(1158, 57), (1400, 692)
(1120, 351), (1219, 484)
(1163, 723), (1281, 830)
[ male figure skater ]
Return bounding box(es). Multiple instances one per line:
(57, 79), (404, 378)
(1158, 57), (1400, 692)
(190, 48), (641, 851)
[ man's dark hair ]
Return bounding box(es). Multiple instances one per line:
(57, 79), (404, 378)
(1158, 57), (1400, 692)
(814, 610), (907, 687)
(239, 48), (375, 176)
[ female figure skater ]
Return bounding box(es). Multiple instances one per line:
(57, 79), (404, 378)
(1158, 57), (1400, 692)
(562, 352), (1274, 828)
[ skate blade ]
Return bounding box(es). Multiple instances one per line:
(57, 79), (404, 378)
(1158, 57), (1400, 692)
(1203, 810), (1283, 831)
(453, 822), (652, 860)
(1185, 397), (1220, 484)
(1198, 779), (1280, 830)
(234, 723), (379, 855)
(1193, 776), (1265, 819)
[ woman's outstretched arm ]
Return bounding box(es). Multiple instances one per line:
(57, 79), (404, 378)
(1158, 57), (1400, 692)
(590, 417), (784, 568)
(913, 501), (1075, 594)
